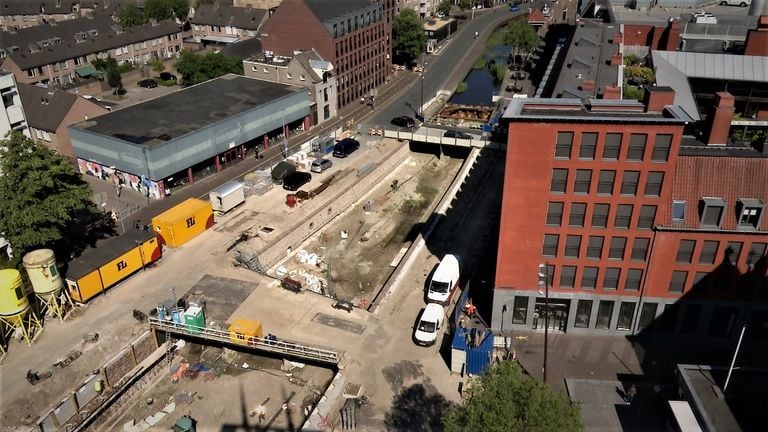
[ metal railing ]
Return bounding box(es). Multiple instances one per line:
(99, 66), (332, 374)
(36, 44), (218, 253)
(148, 317), (341, 365)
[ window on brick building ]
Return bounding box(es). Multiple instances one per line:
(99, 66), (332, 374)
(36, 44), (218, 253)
(638, 302), (658, 330)
(560, 266), (577, 288)
(669, 270), (687, 293)
(652, 134), (672, 161)
(574, 300), (593, 328)
(597, 170), (615, 195)
(726, 242), (743, 265)
(700, 198), (725, 228)
(737, 199), (764, 229)
(693, 271), (708, 286)
(550, 169), (568, 193)
(595, 300), (614, 329)
(616, 302), (635, 330)
(582, 267), (598, 289)
(569, 203), (587, 227)
(603, 133), (622, 160)
(592, 204), (610, 228)
(631, 237), (650, 261)
(620, 171), (640, 196)
(512, 296), (528, 324)
(604, 268), (621, 290)
(627, 133), (647, 161)
(614, 204), (633, 229)
(748, 243), (767, 266)
(672, 200), (686, 222)
(625, 269), (643, 291)
(645, 171), (664, 196)
(638, 205), (657, 229)
(574, 169), (591, 194)
(579, 132), (598, 159)
(676, 240), (696, 264)
(555, 132), (573, 158)
(699, 241), (719, 264)
(586, 236), (604, 259)
(542, 234), (559, 257)
(609, 237), (627, 260)
(564, 235), (581, 258)
(546, 202), (564, 226)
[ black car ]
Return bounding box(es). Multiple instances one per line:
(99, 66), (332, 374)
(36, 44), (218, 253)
(138, 79), (157, 88)
(159, 72), (177, 81)
(391, 116), (415, 128)
(332, 138), (360, 158)
(282, 171), (311, 191)
(444, 130), (473, 140)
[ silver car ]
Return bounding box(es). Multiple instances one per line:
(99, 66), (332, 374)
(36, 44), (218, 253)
(311, 158), (333, 173)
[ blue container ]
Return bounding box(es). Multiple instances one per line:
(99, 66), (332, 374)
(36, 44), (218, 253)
(171, 308), (184, 325)
(157, 304), (167, 320)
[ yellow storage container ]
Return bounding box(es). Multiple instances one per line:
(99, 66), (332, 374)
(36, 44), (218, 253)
(151, 198), (214, 248)
(228, 319), (264, 345)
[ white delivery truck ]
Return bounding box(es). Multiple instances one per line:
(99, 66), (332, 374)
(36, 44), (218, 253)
(427, 254), (460, 305)
(209, 181), (245, 214)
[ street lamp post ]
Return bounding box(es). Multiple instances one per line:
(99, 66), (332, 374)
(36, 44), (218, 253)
(538, 263), (550, 384)
(135, 240), (145, 272)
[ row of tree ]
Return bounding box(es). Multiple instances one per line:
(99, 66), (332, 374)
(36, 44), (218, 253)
(117, 0), (190, 27)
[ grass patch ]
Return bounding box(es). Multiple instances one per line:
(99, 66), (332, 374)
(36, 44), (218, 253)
(472, 57), (486, 69)
(159, 80), (177, 87)
(455, 82), (468, 93)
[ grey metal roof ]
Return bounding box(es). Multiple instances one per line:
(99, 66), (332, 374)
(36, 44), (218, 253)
(0, 0), (140, 16)
(17, 82), (77, 132)
(218, 37), (263, 60)
(304, 0), (375, 23)
(552, 19), (620, 100)
(74, 74), (304, 148)
(503, 97), (690, 124)
(2, 14), (181, 70)
(190, 4), (267, 30)
(653, 50), (768, 82)
(651, 51), (700, 121)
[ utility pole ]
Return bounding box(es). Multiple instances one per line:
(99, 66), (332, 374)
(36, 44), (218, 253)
(538, 263), (550, 384)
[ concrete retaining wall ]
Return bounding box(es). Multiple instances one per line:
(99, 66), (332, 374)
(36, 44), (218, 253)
(259, 143), (411, 271)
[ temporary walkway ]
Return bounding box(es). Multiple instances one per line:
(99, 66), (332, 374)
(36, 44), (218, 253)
(379, 127), (504, 149)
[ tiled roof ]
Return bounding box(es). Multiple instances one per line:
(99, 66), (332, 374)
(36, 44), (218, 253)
(304, 0), (375, 23)
(668, 154), (768, 230)
(1, 14), (181, 70)
(17, 82), (77, 132)
(191, 4), (267, 30)
(0, 0), (139, 16)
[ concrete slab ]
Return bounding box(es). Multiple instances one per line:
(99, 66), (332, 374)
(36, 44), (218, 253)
(567, 379), (668, 432)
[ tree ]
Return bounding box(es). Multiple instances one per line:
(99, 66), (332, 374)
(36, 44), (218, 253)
(443, 362), (584, 432)
(196, 0), (214, 7)
(117, 4), (146, 27)
(145, 0), (189, 22)
(458, 0), (474, 11)
(150, 59), (166, 73)
(504, 20), (539, 67)
(437, 0), (452, 17)
(392, 9), (426, 65)
(174, 51), (243, 86)
(0, 133), (102, 261)
(99, 56), (125, 95)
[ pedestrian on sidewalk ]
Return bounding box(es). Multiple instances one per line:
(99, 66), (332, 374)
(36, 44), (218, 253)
(625, 384), (637, 405)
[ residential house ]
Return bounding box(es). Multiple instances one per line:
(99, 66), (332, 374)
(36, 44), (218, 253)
(190, 4), (268, 47)
(0, 14), (183, 86)
(0, 0), (140, 32)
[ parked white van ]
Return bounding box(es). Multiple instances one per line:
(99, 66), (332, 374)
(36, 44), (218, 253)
(719, 0), (750, 6)
(414, 303), (445, 346)
(427, 254), (460, 305)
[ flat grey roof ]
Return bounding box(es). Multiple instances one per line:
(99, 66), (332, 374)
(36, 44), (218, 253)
(75, 75), (303, 147)
(502, 97), (691, 124)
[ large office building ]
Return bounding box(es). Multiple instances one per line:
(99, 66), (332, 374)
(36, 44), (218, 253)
(492, 89), (768, 343)
(260, 0), (391, 108)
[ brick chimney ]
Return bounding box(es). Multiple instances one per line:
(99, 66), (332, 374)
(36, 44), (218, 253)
(744, 16), (768, 56)
(603, 85), (621, 100)
(665, 18), (681, 51)
(610, 53), (623, 66)
(612, 32), (623, 44)
(580, 80), (595, 91)
(707, 92), (735, 146)
(644, 86), (675, 113)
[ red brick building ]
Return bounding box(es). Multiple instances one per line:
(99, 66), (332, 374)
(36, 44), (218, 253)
(493, 89), (768, 341)
(260, 0), (390, 108)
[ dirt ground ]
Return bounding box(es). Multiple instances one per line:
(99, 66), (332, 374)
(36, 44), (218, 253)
(96, 343), (334, 432)
(293, 152), (462, 304)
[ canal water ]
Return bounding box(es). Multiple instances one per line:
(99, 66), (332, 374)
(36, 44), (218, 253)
(449, 45), (512, 107)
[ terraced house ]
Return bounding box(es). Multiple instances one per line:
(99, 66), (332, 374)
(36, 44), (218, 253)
(0, 14), (182, 86)
(0, 0), (139, 32)
(190, 4), (268, 47)
(261, 0), (391, 108)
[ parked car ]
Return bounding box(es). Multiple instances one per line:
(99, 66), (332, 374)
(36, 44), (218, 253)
(509, 4), (521, 11)
(720, 0), (750, 6)
(311, 157), (333, 173)
(138, 79), (157, 88)
(391, 116), (415, 128)
(282, 171), (311, 191)
(159, 72), (177, 81)
(332, 138), (360, 158)
(444, 130), (473, 140)
(414, 304), (445, 346)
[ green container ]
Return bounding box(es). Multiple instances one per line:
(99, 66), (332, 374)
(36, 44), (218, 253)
(183, 305), (205, 335)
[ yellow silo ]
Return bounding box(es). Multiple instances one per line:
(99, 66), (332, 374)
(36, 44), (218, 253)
(23, 249), (70, 320)
(0, 269), (42, 346)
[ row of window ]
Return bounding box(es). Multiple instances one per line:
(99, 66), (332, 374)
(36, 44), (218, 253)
(540, 263), (644, 291)
(547, 201), (657, 230)
(543, 233), (650, 261)
(554, 131), (672, 162)
(550, 168), (665, 197)
(335, 25), (386, 57)
(676, 197), (765, 230)
(675, 239), (766, 266)
(331, 9), (383, 38)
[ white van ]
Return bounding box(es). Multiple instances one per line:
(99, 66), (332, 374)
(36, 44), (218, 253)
(427, 254), (460, 305)
(414, 303), (445, 346)
(719, 0), (750, 6)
